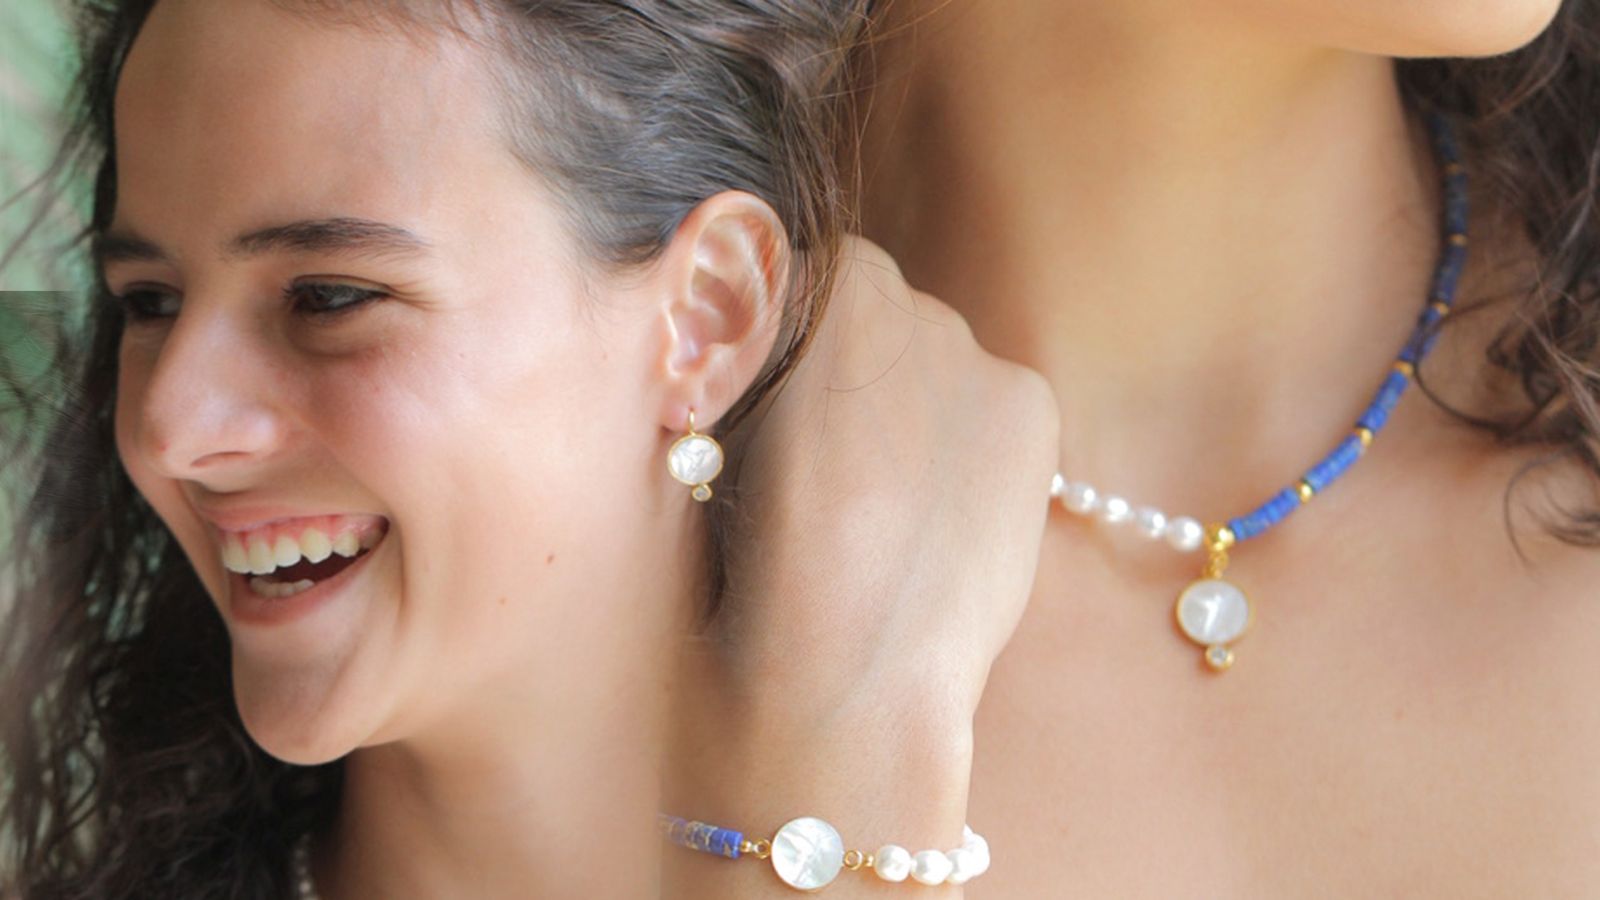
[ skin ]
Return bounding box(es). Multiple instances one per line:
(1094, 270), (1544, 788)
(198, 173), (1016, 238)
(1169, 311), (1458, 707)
(667, 0), (1600, 896)
(105, 1), (788, 896)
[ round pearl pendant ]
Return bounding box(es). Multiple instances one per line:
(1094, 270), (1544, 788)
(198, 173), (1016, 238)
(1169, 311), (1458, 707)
(1174, 577), (1251, 670)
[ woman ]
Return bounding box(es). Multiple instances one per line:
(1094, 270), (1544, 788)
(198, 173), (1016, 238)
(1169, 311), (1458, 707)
(664, 0), (1600, 896)
(0, 0), (869, 896)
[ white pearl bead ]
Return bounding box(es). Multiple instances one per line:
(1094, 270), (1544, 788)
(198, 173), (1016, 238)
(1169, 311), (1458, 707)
(1133, 505), (1167, 539)
(1050, 472), (1066, 498)
(946, 846), (983, 884)
(1062, 482), (1099, 515)
(1098, 494), (1132, 524)
(872, 844), (912, 882)
(963, 832), (991, 875)
(910, 849), (955, 885)
(1165, 515), (1204, 552)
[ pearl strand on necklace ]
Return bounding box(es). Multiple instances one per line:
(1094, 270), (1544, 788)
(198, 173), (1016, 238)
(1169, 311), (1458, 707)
(291, 831), (318, 900)
(1050, 472), (1208, 552)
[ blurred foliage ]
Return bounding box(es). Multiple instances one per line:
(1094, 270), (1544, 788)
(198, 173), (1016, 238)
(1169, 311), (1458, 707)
(2, 0), (83, 552)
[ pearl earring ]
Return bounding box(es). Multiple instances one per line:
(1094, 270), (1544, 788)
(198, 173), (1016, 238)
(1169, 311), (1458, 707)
(667, 408), (724, 502)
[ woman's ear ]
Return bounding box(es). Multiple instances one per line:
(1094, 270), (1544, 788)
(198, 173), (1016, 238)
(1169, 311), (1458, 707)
(653, 189), (789, 430)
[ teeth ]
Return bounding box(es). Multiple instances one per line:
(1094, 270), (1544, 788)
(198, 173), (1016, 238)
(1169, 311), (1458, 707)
(300, 528), (333, 563)
(222, 523), (382, 576)
(273, 535), (300, 567)
(222, 537), (249, 574)
(248, 576), (317, 599)
(247, 536), (275, 575)
(332, 531), (360, 557)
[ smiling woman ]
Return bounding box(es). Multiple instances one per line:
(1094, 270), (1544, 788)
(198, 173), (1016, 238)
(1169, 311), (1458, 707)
(0, 0), (869, 896)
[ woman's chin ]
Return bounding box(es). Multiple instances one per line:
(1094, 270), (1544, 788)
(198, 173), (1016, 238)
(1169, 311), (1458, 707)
(232, 661), (374, 765)
(1356, 0), (1564, 58)
(1406, 1), (1563, 58)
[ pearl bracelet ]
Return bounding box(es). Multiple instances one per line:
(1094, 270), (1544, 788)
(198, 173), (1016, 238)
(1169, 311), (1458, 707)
(661, 813), (990, 890)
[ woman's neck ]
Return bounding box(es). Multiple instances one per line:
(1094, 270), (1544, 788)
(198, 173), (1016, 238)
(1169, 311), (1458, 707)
(314, 529), (697, 899)
(854, 1), (1456, 510)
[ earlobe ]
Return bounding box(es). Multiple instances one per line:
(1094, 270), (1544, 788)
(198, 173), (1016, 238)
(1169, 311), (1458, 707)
(656, 190), (789, 428)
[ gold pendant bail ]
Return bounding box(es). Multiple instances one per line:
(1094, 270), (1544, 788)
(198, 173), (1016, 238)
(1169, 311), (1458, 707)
(1202, 522), (1235, 579)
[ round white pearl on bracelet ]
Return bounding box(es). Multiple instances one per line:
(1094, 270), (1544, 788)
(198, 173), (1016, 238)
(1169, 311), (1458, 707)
(872, 844), (914, 881)
(870, 824), (990, 887)
(1055, 473), (1206, 553)
(911, 849), (954, 885)
(947, 846), (983, 885)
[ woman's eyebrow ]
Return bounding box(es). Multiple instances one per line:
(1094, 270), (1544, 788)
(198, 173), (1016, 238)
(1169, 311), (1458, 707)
(92, 217), (436, 272)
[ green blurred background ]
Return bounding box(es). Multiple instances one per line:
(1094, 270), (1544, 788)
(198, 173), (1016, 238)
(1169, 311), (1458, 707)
(1, 0), (80, 553)
(1, 0), (82, 291)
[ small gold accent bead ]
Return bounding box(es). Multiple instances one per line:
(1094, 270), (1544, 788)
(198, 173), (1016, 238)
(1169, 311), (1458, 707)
(1394, 360), (1415, 378)
(1204, 523), (1235, 552)
(749, 839), (772, 860)
(1430, 300), (1450, 317)
(1448, 233), (1468, 246)
(1296, 480), (1314, 503)
(1356, 426), (1374, 449)
(844, 850), (870, 870)
(1444, 161), (1466, 176)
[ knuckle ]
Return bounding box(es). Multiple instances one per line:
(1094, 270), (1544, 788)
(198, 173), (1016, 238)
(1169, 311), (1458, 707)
(910, 290), (974, 339)
(843, 234), (905, 282)
(997, 361), (1062, 449)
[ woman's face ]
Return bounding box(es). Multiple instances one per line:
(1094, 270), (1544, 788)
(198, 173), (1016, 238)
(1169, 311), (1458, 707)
(1197, 0), (1564, 56)
(107, 0), (673, 762)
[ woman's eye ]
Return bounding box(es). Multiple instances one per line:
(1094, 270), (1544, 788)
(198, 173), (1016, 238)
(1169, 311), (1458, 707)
(287, 282), (386, 318)
(112, 287), (179, 321)
(109, 282), (385, 324)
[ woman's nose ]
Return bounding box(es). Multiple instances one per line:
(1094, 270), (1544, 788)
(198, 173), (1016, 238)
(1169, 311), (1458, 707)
(131, 305), (287, 480)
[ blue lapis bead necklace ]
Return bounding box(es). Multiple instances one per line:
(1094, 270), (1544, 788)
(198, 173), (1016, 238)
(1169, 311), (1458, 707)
(1050, 111), (1469, 673)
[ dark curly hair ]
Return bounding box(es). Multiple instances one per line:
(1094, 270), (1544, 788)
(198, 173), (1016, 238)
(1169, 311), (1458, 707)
(1396, 2), (1600, 545)
(0, 0), (868, 896)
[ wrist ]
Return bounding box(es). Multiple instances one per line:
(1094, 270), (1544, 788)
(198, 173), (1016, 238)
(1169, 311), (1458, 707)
(664, 662), (975, 897)
(665, 624), (980, 896)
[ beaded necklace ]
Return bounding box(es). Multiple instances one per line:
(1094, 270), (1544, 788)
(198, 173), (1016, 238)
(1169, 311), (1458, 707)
(1049, 110), (1468, 672)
